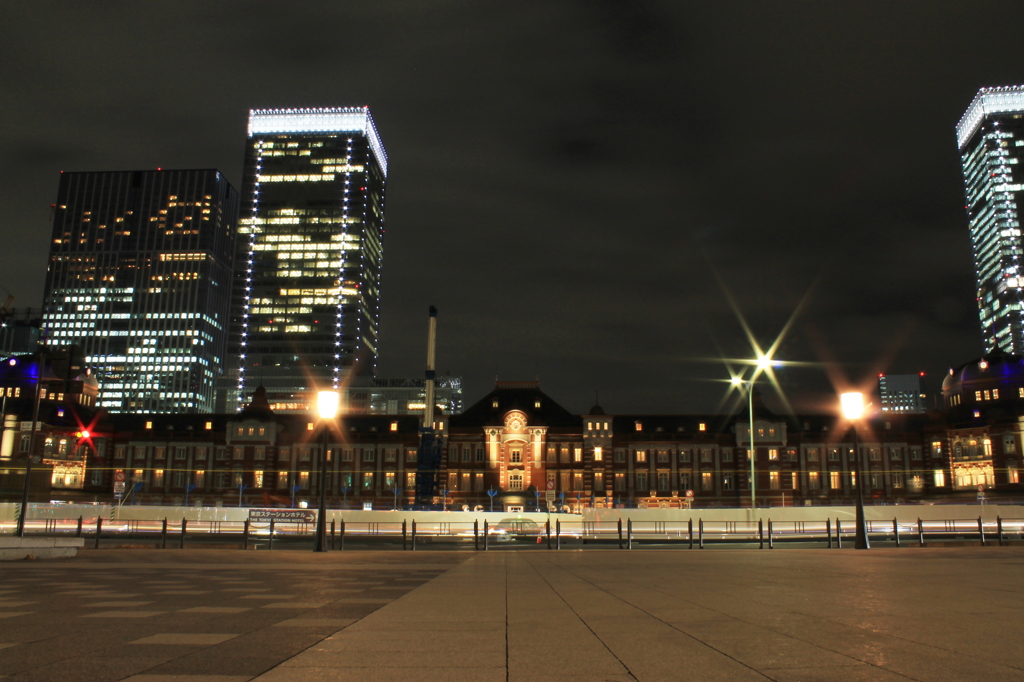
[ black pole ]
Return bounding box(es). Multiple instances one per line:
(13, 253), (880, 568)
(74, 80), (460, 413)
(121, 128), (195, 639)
(161, 518), (168, 549)
(998, 516), (1004, 546)
(852, 423), (869, 549)
(917, 517), (925, 546)
(180, 518), (187, 549)
(483, 519), (488, 551)
(406, 519), (410, 551)
(556, 519), (561, 550)
(16, 366), (45, 537)
(688, 518), (693, 549)
(94, 516), (102, 549)
(627, 518), (632, 550)
(979, 516), (986, 546)
(698, 518), (704, 549)
(836, 519), (842, 548)
(617, 518), (623, 549)
(330, 519), (336, 551)
(340, 519), (345, 550)
(893, 518), (899, 547)
(243, 519), (250, 550)
(546, 519), (551, 549)
(314, 423), (329, 552)
(269, 519), (275, 550)
(411, 519), (417, 551)
(768, 519), (774, 549)
(76, 516), (83, 537)
(827, 518), (832, 548)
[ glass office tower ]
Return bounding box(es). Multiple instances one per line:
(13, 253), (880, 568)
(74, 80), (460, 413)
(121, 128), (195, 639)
(957, 86), (1024, 353)
(43, 169), (239, 413)
(234, 107), (387, 413)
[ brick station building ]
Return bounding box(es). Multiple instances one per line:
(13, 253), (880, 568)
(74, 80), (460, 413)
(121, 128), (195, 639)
(4, 358), (1024, 510)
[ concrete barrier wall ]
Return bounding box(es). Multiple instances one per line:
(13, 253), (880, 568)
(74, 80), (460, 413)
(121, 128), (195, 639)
(4, 502), (1022, 526)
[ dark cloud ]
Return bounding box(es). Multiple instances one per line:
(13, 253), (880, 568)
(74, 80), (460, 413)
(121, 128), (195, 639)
(1, 1), (1022, 415)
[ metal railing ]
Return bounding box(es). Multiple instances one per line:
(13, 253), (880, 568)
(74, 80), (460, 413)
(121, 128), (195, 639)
(5, 515), (1024, 551)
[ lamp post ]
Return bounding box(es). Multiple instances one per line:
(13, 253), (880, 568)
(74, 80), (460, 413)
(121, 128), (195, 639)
(841, 392), (869, 550)
(731, 354), (773, 514)
(313, 390), (340, 553)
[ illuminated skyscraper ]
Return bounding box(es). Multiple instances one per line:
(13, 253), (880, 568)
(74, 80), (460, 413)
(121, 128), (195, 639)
(957, 86), (1024, 353)
(234, 107), (387, 412)
(43, 169), (239, 413)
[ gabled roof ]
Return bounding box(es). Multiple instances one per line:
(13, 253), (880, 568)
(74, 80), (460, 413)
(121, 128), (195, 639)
(451, 381), (580, 429)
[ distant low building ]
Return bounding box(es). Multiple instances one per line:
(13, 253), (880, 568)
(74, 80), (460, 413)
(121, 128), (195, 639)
(879, 373), (926, 413)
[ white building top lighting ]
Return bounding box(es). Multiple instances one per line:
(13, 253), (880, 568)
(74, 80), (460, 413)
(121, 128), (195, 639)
(956, 86), (1024, 150)
(248, 107), (388, 176)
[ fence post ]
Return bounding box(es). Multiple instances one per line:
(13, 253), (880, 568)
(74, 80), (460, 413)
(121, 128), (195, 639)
(917, 517), (924, 547)
(827, 518), (832, 548)
(94, 517), (102, 550)
(836, 519), (842, 548)
(758, 518), (764, 549)
(556, 519), (562, 550)
(340, 519), (345, 550)
(329, 519), (335, 551)
(768, 519), (774, 549)
(546, 519), (552, 550)
(979, 516), (986, 547)
(76, 516), (83, 538)
(269, 519), (275, 550)
(161, 518), (168, 549)
(180, 518), (187, 549)
(688, 518), (693, 549)
(698, 518), (704, 549)
(998, 516), (1004, 547)
(411, 519), (417, 551)
(618, 518), (623, 549)
(893, 518), (899, 547)
(243, 520), (250, 550)
(483, 520), (489, 551)
(407, 520), (411, 551)
(627, 518), (632, 550)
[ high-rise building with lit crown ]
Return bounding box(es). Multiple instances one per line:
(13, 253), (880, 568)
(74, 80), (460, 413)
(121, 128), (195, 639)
(957, 86), (1024, 353)
(233, 107), (387, 413)
(42, 169), (239, 413)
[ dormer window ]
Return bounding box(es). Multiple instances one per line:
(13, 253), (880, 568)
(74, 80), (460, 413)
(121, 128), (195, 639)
(492, 399), (499, 408)
(534, 399), (541, 409)
(635, 421), (642, 432)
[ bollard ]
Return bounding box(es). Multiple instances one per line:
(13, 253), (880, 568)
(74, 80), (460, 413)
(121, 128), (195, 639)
(269, 519), (275, 550)
(768, 520), (774, 549)
(411, 519), (417, 551)
(618, 518), (623, 549)
(979, 516), (986, 547)
(827, 518), (832, 548)
(243, 520), (250, 550)
(180, 518), (187, 549)
(76, 516), (83, 538)
(546, 519), (552, 550)
(161, 518), (168, 549)
(893, 518), (900, 547)
(836, 519), (842, 549)
(94, 517), (102, 550)
(556, 519), (561, 550)
(340, 519), (345, 550)
(917, 517), (925, 547)
(759, 519), (764, 549)
(998, 516), (1004, 547)
(699, 518), (704, 549)
(330, 519), (336, 551)
(688, 518), (693, 549)
(483, 520), (489, 551)
(627, 518), (632, 550)
(407, 520), (411, 551)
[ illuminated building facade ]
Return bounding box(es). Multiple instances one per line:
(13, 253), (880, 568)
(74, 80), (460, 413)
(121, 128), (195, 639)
(878, 373), (926, 413)
(957, 86), (1024, 353)
(42, 169), (239, 413)
(234, 107), (387, 413)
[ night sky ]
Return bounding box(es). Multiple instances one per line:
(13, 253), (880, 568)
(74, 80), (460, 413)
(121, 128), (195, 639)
(3, 2), (1024, 416)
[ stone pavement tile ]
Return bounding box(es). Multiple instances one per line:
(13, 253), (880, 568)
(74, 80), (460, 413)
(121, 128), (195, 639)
(260, 602), (330, 609)
(13, 653), (174, 682)
(350, 620), (504, 632)
(766, 664), (913, 681)
(221, 587), (269, 592)
(240, 594), (295, 600)
(702, 635), (863, 671)
(82, 610), (166, 618)
(329, 597), (393, 604)
(0, 612), (33, 618)
(254, 667), (505, 682)
(179, 607), (251, 614)
(87, 601), (153, 607)
(133, 634), (240, 645)
(317, 628), (503, 652)
(124, 677), (251, 682)
(124, 671), (251, 675)
(280, 649), (505, 669)
(0, 601), (34, 607)
(0, 643), (17, 650)
(157, 590), (211, 595)
(273, 618), (355, 628)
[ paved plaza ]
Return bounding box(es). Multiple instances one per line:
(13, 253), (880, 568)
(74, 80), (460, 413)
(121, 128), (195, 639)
(0, 547), (1022, 681)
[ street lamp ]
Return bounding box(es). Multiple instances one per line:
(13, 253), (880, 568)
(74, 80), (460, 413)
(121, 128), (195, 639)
(732, 354), (773, 513)
(840, 391), (869, 550)
(313, 390), (340, 553)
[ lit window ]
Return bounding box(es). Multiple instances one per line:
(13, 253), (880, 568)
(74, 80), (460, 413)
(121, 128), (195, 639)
(594, 446), (603, 461)
(145, 421), (152, 430)
(307, 422), (314, 431)
(205, 421), (212, 430)
(390, 421), (398, 431)
(699, 423), (706, 432)
(635, 421), (642, 432)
